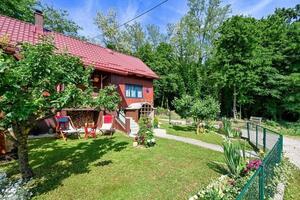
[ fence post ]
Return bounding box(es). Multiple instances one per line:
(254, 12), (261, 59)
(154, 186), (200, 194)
(256, 125), (258, 147)
(279, 135), (283, 162)
(263, 128), (266, 152)
(247, 122), (250, 140)
(259, 165), (264, 200)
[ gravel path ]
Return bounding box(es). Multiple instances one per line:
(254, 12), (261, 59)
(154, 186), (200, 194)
(154, 128), (257, 158)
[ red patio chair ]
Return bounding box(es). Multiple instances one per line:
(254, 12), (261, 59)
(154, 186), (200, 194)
(84, 122), (97, 139)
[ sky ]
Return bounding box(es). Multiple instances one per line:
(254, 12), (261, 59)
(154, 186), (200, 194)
(41, 0), (300, 38)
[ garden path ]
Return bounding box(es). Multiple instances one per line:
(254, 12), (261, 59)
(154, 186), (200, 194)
(282, 136), (300, 168)
(241, 129), (300, 168)
(154, 128), (223, 152)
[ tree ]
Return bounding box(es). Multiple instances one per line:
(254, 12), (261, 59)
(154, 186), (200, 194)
(211, 5), (300, 120)
(0, 0), (36, 22)
(173, 95), (194, 119)
(125, 22), (145, 52)
(146, 24), (165, 48)
(173, 95), (220, 133)
(95, 9), (128, 52)
(137, 42), (183, 108)
(41, 4), (83, 38)
(0, 39), (118, 179)
(212, 16), (274, 119)
(94, 85), (121, 111)
(191, 96), (220, 134)
(168, 0), (230, 99)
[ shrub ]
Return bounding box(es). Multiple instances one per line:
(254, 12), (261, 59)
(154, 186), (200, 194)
(223, 139), (246, 177)
(137, 117), (156, 147)
(173, 95), (220, 134)
(0, 172), (32, 200)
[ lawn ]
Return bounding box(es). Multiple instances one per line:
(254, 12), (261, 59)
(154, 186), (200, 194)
(1, 133), (224, 200)
(284, 167), (300, 200)
(159, 121), (224, 145)
(159, 121), (252, 149)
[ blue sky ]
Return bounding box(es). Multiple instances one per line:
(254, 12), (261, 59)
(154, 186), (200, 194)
(41, 0), (300, 38)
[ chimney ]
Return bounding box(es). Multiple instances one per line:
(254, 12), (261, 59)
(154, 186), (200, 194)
(34, 10), (44, 32)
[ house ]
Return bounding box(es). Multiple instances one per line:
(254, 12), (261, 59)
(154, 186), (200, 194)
(0, 11), (158, 136)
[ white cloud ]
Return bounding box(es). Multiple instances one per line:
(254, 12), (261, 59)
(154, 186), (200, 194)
(118, 0), (151, 26)
(119, 0), (139, 24)
(238, 0), (273, 16)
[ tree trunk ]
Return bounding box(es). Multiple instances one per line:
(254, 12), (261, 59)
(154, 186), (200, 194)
(14, 124), (34, 180)
(239, 105), (242, 119)
(161, 94), (165, 108)
(233, 85), (237, 119)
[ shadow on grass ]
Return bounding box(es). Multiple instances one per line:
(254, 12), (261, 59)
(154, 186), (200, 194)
(171, 125), (195, 132)
(207, 161), (228, 175)
(22, 136), (128, 196)
(94, 160), (113, 167)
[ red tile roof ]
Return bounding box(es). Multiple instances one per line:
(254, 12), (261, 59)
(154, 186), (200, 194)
(0, 15), (158, 79)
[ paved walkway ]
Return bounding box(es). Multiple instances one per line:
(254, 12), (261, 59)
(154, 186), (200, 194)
(283, 136), (300, 168)
(154, 128), (223, 152)
(241, 129), (300, 168)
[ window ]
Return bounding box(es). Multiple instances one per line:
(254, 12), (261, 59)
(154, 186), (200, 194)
(125, 84), (143, 98)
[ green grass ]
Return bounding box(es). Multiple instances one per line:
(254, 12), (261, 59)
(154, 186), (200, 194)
(284, 167), (300, 200)
(1, 133), (224, 200)
(159, 122), (224, 145)
(263, 120), (300, 137)
(159, 122), (252, 150)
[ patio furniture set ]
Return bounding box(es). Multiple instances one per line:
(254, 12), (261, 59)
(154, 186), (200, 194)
(56, 114), (115, 141)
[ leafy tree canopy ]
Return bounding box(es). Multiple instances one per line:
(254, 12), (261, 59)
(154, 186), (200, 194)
(0, 39), (120, 179)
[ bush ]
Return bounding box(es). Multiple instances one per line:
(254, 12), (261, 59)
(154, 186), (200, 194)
(0, 172), (32, 200)
(223, 139), (246, 177)
(137, 117), (156, 147)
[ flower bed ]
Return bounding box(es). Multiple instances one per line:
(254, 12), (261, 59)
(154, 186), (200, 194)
(189, 159), (261, 200)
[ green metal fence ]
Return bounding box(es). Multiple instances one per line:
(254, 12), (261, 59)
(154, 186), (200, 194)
(236, 122), (283, 200)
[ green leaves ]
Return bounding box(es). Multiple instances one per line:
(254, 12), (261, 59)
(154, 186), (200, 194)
(211, 7), (300, 119)
(223, 139), (246, 177)
(173, 95), (220, 122)
(191, 96), (220, 122)
(0, 39), (92, 129)
(173, 95), (194, 119)
(93, 85), (120, 111)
